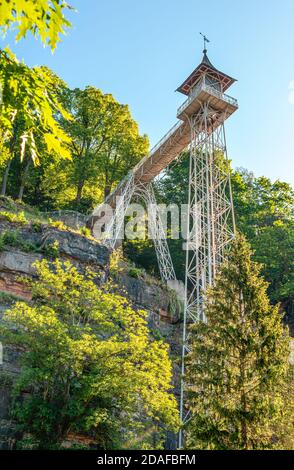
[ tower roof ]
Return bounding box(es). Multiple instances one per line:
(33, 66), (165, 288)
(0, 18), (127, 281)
(176, 50), (236, 96)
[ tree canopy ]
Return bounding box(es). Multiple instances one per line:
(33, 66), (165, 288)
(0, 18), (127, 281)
(0, 0), (73, 50)
(0, 0), (73, 197)
(0, 50), (72, 163)
(185, 234), (291, 450)
(0, 50), (72, 197)
(0, 259), (179, 449)
(57, 86), (149, 207)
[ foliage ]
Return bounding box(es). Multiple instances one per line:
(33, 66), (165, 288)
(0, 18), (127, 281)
(128, 267), (144, 280)
(252, 221), (293, 313)
(80, 226), (92, 238)
(1, 84), (149, 210)
(109, 247), (124, 277)
(272, 366), (294, 449)
(0, 0), (73, 200)
(0, 259), (179, 449)
(46, 86), (149, 209)
(0, 195), (46, 219)
(0, 210), (27, 225)
(185, 234), (290, 450)
(0, 50), (72, 168)
(231, 169), (294, 236)
(43, 240), (60, 258)
(0, 290), (23, 305)
(0, 229), (38, 253)
(231, 169), (294, 324)
(48, 219), (69, 231)
(0, 0), (73, 51)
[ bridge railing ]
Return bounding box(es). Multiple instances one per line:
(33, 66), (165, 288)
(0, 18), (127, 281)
(131, 120), (183, 178)
(149, 121), (183, 156)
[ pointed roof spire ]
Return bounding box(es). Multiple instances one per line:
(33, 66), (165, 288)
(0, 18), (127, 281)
(201, 49), (214, 68)
(200, 32), (210, 54)
(176, 37), (236, 96)
(200, 33), (216, 69)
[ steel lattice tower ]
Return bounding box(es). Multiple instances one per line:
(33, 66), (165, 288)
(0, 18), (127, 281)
(90, 43), (238, 449)
(178, 47), (238, 447)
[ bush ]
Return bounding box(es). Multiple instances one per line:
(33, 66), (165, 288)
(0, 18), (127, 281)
(43, 240), (60, 258)
(128, 267), (144, 279)
(80, 226), (92, 238)
(0, 211), (28, 225)
(0, 230), (38, 253)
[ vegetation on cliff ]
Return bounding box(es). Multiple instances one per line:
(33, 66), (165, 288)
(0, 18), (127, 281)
(0, 259), (179, 449)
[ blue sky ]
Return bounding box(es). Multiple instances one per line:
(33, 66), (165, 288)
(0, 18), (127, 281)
(2, 0), (294, 185)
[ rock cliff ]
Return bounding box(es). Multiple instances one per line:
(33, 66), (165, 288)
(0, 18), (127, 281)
(0, 199), (181, 449)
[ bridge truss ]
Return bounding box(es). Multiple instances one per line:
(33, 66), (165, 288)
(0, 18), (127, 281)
(92, 177), (176, 282)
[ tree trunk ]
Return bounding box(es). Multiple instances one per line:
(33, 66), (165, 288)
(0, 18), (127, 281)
(240, 360), (248, 449)
(74, 180), (85, 206)
(104, 185), (111, 198)
(18, 158), (32, 201)
(239, 290), (248, 450)
(1, 158), (12, 196)
(1, 125), (19, 197)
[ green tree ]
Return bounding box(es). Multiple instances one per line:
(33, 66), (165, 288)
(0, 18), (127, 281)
(53, 87), (149, 209)
(252, 222), (293, 324)
(0, 0), (73, 197)
(129, 156), (293, 328)
(0, 50), (72, 196)
(0, 259), (179, 449)
(185, 234), (290, 450)
(273, 365), (294, 449)
(2, 66), (70, 203)
(0, 0), (72, 51)
(231, 169), (294, 326)
(231, 169), (294, 237)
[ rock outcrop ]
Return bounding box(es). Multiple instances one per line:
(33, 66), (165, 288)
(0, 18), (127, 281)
(0, 219), (110, 301)
(42, 227), (109, 268)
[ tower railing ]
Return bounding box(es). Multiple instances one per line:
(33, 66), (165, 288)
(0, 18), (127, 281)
(177, 81), (238, 118)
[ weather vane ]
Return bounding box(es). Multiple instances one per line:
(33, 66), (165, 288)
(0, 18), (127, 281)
(200, 32), (210, 52)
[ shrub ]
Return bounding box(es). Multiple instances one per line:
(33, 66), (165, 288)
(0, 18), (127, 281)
(0, 230), (38, 253)
(0, 211), (28, 225)
(128, 267), (144, 279)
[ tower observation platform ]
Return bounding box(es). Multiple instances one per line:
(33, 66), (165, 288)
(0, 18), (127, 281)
(103, 50), (238, 207)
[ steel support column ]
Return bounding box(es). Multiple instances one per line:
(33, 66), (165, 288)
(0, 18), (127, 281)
(179, 102), (235, 447)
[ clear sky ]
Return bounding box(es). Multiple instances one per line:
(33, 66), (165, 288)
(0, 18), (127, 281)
(2, 0), (294, 185)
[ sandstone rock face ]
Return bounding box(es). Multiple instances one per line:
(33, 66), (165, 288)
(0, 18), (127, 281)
(44, 211), (87, 230)
(0, 274), (32, 300)
(115, 272), (182, 407)
(0, 221), (110, 300)
(0, 220), (113, 449)
(0, 250), (43, 276)
(118, 273), (170, 311)
(42, 228), (109, 267)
